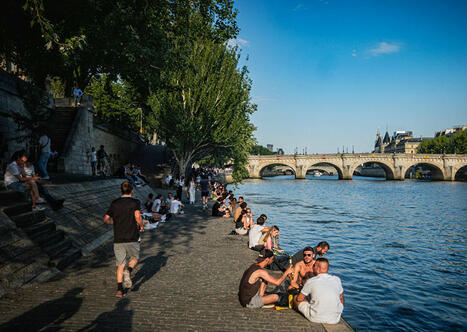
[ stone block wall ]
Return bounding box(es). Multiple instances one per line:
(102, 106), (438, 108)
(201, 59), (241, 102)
(93, 120), (141, 176)
(0, 70), (53, 170)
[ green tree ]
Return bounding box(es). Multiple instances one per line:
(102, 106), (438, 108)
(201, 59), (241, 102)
(148, 39), (256, 181)
(250, 144), (275, 155)
(417, 131), (467, 154)
(85, 75), (142, 130)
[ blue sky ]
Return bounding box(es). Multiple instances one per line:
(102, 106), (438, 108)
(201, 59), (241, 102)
(231, 0), (467, 153)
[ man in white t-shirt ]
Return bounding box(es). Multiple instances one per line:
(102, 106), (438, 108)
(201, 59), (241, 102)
(170, 197), (184, 214)
(38, 133), (51, 180)
(249, 215), (269, 251)
(151, 194), (162, 213)
(293, 258), (344, 324)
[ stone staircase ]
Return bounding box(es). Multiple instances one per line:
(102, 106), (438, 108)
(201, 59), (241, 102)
(0, 186), (81, 271)
(46, 106), (78, 172)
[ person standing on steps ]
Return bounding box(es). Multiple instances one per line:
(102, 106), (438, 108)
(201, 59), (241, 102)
(38, 131), (51, 180)
(103, 181), (144, 298)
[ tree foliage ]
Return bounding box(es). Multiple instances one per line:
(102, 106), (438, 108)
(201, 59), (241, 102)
(148, 39), (256, 181)
(417, 131), (467, 154)
(84, 75), (143, 131)
(250, 144), (275, 155)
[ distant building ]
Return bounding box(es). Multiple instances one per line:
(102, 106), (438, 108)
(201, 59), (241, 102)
(266, 144), (274, 152)
(276, 148), (284, 155)
(435, 125), (466, 138)
(374, 129), (430, 154)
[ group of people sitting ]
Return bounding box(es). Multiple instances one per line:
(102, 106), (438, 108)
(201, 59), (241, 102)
(121, 163), (149, 188)
(3, 150), (65, 211)
(210, 183), (345, 325)
(141, 192), (184, 229)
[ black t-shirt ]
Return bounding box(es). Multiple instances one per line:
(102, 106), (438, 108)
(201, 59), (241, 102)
(200, 179), (209, 192)
(212, 202), (221, 216)
(106, 197), (141, 243)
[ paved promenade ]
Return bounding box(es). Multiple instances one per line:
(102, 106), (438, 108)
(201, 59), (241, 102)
(0, 200), (353, 331)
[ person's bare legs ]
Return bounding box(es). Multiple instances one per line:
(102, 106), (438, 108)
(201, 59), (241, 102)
(258, 281), (280, 305)
(128, 258), (138, 270)
(25, 183), (37, 208)
(117, 264), (125, 283)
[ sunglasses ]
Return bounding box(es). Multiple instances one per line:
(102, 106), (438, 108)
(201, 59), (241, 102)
(304, 254), (314, 257)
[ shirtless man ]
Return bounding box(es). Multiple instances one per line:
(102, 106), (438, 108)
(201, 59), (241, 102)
(289, 246), (316, 290)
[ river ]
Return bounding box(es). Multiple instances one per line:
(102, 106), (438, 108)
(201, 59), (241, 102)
(234, 175), (467, 331)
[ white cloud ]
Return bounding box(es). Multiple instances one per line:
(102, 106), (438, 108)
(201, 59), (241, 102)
(352, 49), (357, 57)
(226, 38), (249, 48)
(293, 4), (304, 11)
(368, 42), (401, 57)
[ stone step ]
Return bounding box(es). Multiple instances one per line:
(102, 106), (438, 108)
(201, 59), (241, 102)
(0, 190), (25, 206)
(53, 247), (82, 271)
(3, 203), (32, 218)
(35, 230), (65, 248)
(10, 210), (46, 227)
(44, 239), (72, 260)
(23, 221), (57, 238)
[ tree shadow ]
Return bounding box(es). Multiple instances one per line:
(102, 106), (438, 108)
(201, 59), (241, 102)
(77, 298), (133, 332)
(0, 287), (83, 331)
(131, 251), (168, 292)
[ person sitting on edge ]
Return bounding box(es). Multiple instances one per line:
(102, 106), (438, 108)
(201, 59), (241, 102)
(23, 159), (64, 210)
(293, 258), (344, 324)
(212, 197), (229, 217)
(144, 193), (154, 212)
(234, 201), (247, 221)
(170, 196), (184, 214)
(291, 241), (330, 265)
(249, 215), (270, 251)
(4, 151), (44, 211)
(238, 249), (293, 309)
(289, 246), (317, 291)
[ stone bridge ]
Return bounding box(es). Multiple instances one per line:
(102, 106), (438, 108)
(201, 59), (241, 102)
(247, 153), (467, 181)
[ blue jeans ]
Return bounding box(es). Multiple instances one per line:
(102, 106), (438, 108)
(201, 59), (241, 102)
(38, 152), (50, 177)
(125, 176), (137, 186)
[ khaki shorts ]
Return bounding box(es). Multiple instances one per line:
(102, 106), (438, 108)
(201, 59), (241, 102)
(114, 242), (140, 266)
(246, 291), (263, 308)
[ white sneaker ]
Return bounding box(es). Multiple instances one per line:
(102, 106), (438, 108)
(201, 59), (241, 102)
(36, 198), (46, 204)
(41, 176), (50, 180)
(32, 206), (45, 211)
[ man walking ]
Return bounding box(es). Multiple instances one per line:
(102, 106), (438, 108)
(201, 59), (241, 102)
(103, 181), (144, 298)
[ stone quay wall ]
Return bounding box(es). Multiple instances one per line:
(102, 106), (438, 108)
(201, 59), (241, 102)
(0, 70), (54, 169)
(55, 98), (143, 176)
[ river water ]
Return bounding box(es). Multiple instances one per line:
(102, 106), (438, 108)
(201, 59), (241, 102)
(234, 175), (467, 331)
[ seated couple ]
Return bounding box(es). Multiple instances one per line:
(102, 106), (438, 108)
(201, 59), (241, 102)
(4, 150), (64, 211)
(212, 197), (230, 218)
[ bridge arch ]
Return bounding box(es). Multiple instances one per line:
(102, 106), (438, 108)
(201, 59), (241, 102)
(402, 162), (446, 181)
(258, 162), (297, 178)
(350, 160), (395, 180)
(307, 162), (344, 179)
(454, 164), (467, 181)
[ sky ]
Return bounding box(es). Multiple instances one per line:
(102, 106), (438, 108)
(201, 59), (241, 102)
(231, 0), (467, 154)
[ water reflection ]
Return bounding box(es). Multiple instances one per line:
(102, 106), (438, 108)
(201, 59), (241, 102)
(235, 176), (467, 331)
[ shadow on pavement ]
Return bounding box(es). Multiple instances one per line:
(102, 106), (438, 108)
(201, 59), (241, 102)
(0, 287), (83, 331)
(77, 298), (133, 332)
(131, 251), (168, 292)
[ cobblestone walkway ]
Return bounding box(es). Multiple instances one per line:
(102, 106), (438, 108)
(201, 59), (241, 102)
(0, 202), (353, 331)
